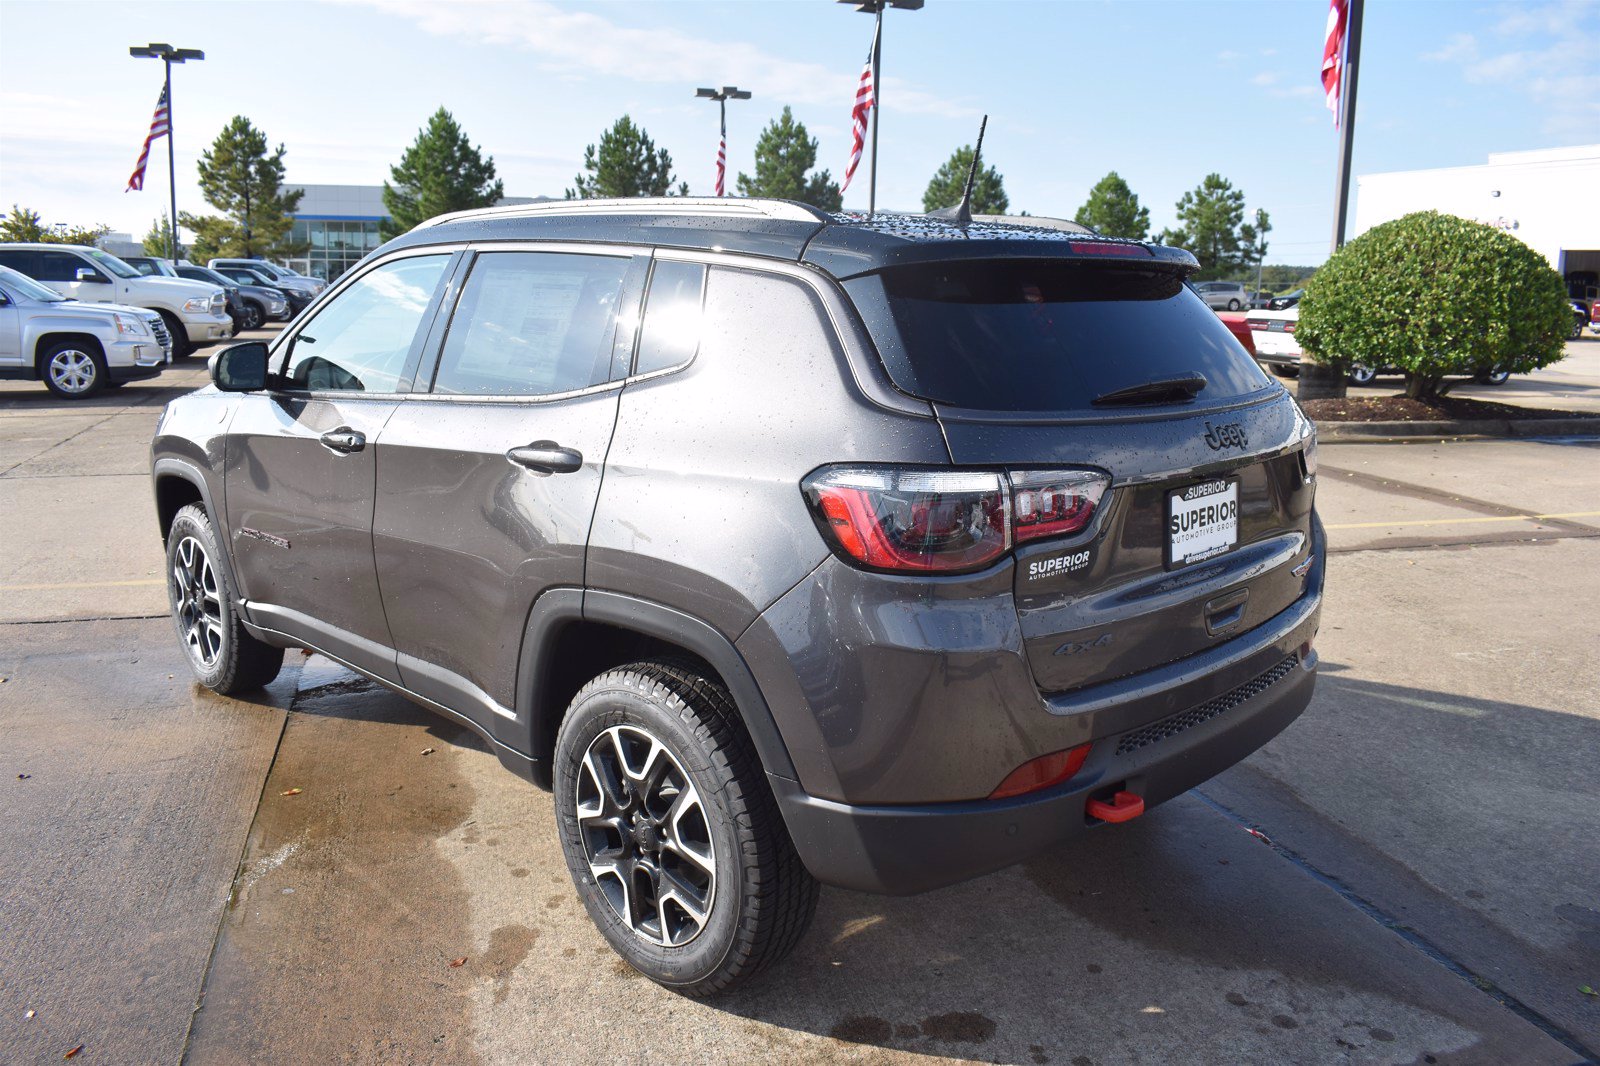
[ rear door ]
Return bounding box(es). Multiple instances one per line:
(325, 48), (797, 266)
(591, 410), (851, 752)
(372, 245), (646, 738)
(224, 250), (454, 679)
(843, 257), (1317, 695)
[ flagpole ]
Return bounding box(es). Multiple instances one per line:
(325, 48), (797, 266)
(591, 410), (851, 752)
(1329, 0), (1363, 253)
(868, 3), (882, 215)
(164, 59), (180, 264)
(719, 97), (726, 197)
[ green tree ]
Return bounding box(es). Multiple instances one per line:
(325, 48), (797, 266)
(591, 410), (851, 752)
(381, 107), (504, 239)
(180, 116), (303, 260)
(1158, 173), (1263, 279)
(734, 106), (841, 210)
(143, 213), (182, 257)
(567, 116), (687, 199)
(1297, 211), (1571, 401)
(1073, 171), (1149, 239)
(1, 205), (110, 246)
(922, 145), (1009, 214)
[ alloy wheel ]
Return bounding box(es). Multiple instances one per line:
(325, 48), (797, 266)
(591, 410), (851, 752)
(576, 725), (716, 947)
(172, 535), (224, 668)
(48, 349), (97, 394)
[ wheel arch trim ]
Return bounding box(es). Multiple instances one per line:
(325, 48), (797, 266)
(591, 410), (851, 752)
(516, 588), (800, 785)
(151, 457), (245, 606)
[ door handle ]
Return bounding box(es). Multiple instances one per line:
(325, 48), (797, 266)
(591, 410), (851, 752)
(506, 441), (583, 474)
(319, 427), (366, 453)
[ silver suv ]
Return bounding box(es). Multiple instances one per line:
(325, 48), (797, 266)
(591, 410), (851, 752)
(0, 265), (168, 396)
(153, 199), (1323, 995)
(1193, 280), (1250, 311)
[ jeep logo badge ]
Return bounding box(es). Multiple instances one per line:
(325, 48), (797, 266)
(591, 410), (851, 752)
(1203, 421), (1248, 451)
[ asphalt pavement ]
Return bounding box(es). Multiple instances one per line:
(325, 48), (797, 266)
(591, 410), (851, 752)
(1, 336), (1595, 1065)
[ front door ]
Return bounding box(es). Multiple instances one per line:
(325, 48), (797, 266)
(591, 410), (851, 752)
(373, 248), (644, 740)
(224, 251), (454, 680)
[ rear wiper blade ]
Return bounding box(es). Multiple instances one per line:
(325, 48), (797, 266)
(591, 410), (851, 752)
(1092, 373), (1207, 407)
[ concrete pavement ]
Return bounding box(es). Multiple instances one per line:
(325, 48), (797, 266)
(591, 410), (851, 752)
(1, 342), (1595, 1064)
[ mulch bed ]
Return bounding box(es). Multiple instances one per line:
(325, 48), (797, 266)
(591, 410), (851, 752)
(1300, 394), (1596, 423)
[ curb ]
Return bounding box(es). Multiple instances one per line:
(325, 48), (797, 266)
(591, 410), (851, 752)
(1316, 417), (1600, 442)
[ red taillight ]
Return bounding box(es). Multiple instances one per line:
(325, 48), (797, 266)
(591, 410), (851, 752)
(803, 466), (1109, 574)
(1283, 321), (1297, 333)
(1010, 470), (1108, 545)
(989, 744), (1091, 800)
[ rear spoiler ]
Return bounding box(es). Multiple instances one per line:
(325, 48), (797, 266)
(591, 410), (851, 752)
(808, 237), (1199, 280)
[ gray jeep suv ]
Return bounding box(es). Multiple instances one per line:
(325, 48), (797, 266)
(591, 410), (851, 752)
(152, 198), (1324, 995)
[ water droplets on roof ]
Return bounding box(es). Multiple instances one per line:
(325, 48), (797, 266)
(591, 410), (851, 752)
(826, 211), (1130, 245)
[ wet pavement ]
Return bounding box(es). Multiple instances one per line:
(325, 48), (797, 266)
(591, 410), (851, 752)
(1, 336), (1595, 1064)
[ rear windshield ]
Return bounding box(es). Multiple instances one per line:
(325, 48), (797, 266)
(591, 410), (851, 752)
(845, 261), (1271, 413)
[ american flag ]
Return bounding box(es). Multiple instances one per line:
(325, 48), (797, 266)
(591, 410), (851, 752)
(1321, 0), (1349, 125)
(715, 110), (727, 197)
(126, 85), (170, 192)
(841, 25), (878, 194)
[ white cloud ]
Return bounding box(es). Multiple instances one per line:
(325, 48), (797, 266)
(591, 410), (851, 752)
(1422, 4), (1600, 137)
(1251, 71), (1280, 87)
(347, 0), (979, 119)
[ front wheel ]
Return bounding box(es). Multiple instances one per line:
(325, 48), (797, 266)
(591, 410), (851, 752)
(1227, 298), (1241, 311)
(1268, 364), (1300, 378)
(554, 661), (818, 997)
(1346, 365), (1377, 386)
(39, 340), (107, 398)
(166, 504), (284, 693)
(241, 301), (264, 331)
(1475, 369), (1511, 386)
(157, 311), (194, 358)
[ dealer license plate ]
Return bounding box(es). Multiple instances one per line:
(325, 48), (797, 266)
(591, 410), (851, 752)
(1168, 479), (1239, 567)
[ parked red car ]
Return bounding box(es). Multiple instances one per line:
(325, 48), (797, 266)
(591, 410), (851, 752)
(1217, 310), (1256, 355)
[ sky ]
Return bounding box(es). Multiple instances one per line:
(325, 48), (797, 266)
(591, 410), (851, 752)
(1, 0), (1595, 266)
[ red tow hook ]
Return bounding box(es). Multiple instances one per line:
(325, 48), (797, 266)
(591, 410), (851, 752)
(1087, 791), (1145, 824)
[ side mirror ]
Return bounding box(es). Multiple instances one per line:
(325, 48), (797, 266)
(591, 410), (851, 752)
(74, 267), (109, 284)
(211, 341), (270, 392)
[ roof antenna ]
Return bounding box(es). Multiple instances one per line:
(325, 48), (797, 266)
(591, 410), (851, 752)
(954, 115), (988, 228)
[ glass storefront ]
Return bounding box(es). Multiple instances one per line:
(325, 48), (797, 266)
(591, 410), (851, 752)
(286, 218), (384, 282)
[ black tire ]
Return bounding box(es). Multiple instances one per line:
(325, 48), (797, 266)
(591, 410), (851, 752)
(38, 338), (108, 398)
(1474, 369), (1510, 386)
(165, 503), (284, 694)
(1227, 298), (1241, 311)
(241, 301), (264, 331)
(1346, 365), (1377, 386)
(157, 310), (194, 358)
(554, 660), (818, 997)
(1268, 364), (1300, 378)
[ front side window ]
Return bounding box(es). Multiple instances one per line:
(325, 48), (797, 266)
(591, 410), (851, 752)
(282, 254), (448, 392)
(431, 251), (629, 397)
(84, 250), (142, 279)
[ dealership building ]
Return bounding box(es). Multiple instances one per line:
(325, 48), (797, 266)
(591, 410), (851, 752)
(1355, 144), (1600, 287)
(284, 184), (549, 280)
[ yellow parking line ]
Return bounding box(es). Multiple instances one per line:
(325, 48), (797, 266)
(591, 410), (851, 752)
(0, 578), (165, 592)
(1325, 510), (1600, 531)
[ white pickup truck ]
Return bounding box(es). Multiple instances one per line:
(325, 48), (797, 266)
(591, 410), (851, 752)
(0, 244), (232, 357)
(0, 265), (170, 397)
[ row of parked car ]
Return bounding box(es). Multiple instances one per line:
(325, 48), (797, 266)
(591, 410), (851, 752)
(0, 243), (325, 398)
(1192, 281), (1304, 312)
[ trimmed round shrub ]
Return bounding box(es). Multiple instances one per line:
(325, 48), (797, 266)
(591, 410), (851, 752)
(1297, 210), (1572, 399)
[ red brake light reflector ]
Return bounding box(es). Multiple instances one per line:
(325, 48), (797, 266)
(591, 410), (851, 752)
(990, 744), (1092, 800)
(1068, 241), (1152, 258)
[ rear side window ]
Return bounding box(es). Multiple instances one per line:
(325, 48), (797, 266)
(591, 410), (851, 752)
(845, 261), (1271, 413)
(431, 251), (629, 397)
(0, 251), (38, 276)
(634, 260), (706, 376)
(32, 252), (86, 282)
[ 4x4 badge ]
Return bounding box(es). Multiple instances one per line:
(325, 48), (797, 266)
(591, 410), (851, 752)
(1203, 421), (1248, 450)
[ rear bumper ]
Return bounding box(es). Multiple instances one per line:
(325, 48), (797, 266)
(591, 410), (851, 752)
(775, 644), (1317, 895)
(772, 518), (1326, 895)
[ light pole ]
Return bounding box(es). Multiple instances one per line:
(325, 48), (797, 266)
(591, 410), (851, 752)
(838, 0), (922, 214)
(694, 86), (751, 197)
(129, 42), (204, 264)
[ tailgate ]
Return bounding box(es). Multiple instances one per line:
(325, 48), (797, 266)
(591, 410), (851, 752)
(939, 398), (1316, 695)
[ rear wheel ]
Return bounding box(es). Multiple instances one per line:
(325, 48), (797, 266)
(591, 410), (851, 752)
(38, 340), (107, 398)
(1268, 364), (1299, 378)
(1474, 369), (1511, 386)
(554, 661), (818, 996)
(1346, 365), (1377, 386)
(166, 504), (284, 693)
(1227, 298), (1241, 311)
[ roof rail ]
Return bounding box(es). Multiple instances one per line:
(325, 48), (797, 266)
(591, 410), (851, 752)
(412, 197), (833, 231)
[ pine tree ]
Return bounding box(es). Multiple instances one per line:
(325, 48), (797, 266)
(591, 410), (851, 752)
(734, 107), (841, 210)
(1157, 174), (1261, 279)
(381, 108), (504, 239)
(568, 116), (687, 199)
(922, 146), (1009, 214)
(1073, 172), (1150, 240)
(143, 213), (181, 257)
(180, 116), (303, 260)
